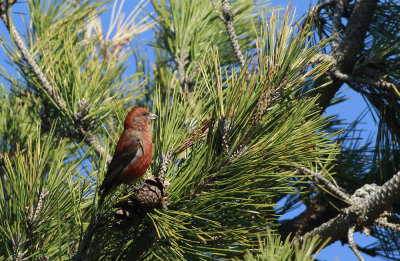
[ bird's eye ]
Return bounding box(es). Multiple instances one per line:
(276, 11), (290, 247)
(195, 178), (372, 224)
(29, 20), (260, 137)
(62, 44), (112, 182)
(142, 113), (148, 116)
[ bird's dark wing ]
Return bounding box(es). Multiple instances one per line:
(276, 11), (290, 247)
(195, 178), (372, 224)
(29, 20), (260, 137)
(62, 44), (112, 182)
(99, 137), (144, 196)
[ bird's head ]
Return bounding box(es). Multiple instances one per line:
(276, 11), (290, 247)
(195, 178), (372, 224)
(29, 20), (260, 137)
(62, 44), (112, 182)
(124, 107), (158, 131)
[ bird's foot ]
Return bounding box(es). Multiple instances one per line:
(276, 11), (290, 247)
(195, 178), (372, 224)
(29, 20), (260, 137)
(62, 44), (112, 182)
(129, 185), (140, 191)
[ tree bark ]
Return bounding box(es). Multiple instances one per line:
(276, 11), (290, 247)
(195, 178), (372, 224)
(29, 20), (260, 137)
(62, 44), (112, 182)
(311, 0), (379, 113)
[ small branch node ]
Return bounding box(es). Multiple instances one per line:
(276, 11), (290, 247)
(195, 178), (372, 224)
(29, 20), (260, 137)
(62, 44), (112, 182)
(219, 116), (231, 153)
(375, 217), (400, 233)
(158, 151), (172, 181)
(297, 166), (352, 202)
(211, 0), (244, 66)
(26, 188), (49, 232)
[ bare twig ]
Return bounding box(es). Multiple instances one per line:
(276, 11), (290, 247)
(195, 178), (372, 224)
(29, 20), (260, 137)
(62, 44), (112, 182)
(210, 0), (224, 21)
(331, 70), (400, 97)
(312, 0), (337, 15)
(375, 215), (400, 232)
(0, 0), (16, 29)
(211, 0), (244, 67)
(298, 166), (352, 202)
(348, 224), (365, 261)
(331, 0), (345, 50)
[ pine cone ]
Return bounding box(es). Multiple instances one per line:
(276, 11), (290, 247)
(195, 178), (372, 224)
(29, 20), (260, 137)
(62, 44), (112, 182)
(113, 178), (169, 230)
(136, 179), (164, 207)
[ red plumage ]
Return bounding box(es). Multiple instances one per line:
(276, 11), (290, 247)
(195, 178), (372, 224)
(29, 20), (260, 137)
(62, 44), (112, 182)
(99, 107), (157, 202)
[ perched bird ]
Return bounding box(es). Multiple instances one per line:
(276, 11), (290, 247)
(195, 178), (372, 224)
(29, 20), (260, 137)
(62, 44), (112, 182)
(99, 107), (158, 203)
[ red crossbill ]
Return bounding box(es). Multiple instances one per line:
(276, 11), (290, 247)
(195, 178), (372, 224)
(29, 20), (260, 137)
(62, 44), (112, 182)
(99, 107), (157, 203)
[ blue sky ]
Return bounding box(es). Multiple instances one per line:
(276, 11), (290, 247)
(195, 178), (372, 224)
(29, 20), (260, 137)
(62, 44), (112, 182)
(0, 1), (382, 260)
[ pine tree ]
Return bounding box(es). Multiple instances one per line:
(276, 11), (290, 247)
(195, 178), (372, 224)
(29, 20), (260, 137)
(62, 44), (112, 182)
(0, 0), (399, 260)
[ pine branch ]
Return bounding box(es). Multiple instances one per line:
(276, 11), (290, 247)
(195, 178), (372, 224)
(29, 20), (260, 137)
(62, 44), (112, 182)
(331, 70), (400, 98)
(0, 0), (67, 111)
(0, 0), (112, 163)
(211, 0), (245, 67)
(298, 166), (352, 202)
(311, 0), (379, 113)
(297, 171), (400, 249)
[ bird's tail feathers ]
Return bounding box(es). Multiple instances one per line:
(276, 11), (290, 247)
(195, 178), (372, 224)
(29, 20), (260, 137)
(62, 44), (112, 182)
(97, 182), (115, 206)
